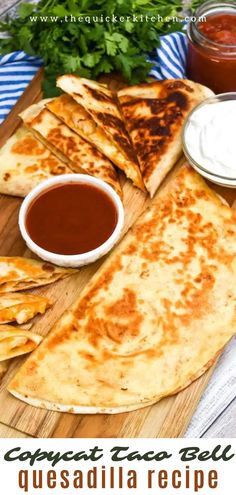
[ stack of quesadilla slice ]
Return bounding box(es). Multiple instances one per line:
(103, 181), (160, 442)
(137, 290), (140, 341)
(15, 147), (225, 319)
(0, 257), (74, 370)
(56, 75), (214, 196)
(0, 74), (213, 200)
(20, 100), (122, 198)
(56, 76), (144, 191)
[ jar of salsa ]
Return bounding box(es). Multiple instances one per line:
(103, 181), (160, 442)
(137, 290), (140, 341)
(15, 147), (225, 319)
(186, 1), (236, 93)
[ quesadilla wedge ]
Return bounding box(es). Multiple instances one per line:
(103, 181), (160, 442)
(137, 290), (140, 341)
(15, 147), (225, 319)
(0, 257), (74, 294)
(118, 80), (214, 197)
(0, 325), (42, 362)
(0, 126), (71, 197)
(20, 101), (122, 198)
(8, 165), (236, 414)
(56, 75), (144, 191)
(0, 293), (52, 324)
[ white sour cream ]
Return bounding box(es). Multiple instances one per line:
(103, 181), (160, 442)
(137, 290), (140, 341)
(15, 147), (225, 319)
(184, 100), (236, 179)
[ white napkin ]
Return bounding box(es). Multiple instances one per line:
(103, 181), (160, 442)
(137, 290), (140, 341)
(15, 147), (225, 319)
(185, 336), (236, 437)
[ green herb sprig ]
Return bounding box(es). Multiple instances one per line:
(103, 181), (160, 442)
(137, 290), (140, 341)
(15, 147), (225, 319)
(0, 0), (205, 96)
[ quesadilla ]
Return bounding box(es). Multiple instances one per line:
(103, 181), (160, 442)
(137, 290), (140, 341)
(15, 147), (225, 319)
(0, 325), (42, 362)
(56, 75), (144, 191)
(8, 165), (236, 413)
(0, 323), (33, 379)
(0, 257), (74, 294)
(0, 293), (52, 324)
(118, 80), (214, 197)
(20, 101), (122, 198)
(0, 126), (71, 197)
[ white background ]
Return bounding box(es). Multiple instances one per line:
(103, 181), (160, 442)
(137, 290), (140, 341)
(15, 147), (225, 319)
(0, 438), (235, 494)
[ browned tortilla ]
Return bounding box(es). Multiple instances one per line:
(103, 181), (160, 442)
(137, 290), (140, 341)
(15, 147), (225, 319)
(56, 75), (144, 191)
(8, 165), (236, 414)
(118, 80), (213, 197)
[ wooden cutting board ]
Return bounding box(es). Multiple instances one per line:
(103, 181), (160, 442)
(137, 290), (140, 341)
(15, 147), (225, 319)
(0, 71), (235, 439)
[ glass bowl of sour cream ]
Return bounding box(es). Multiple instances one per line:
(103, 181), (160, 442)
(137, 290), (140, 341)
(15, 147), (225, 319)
(182, 93), (236, 187)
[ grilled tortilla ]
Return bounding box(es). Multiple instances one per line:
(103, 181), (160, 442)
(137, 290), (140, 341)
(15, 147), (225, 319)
(0, 293), (52, 324)
(56, 75), (144, 191)
(20, 101), (122, 198)
(0, 126), (71, 197)
(8, 165), (236, 413)
(0, 325), (42, 362)
(118, 80), (214, 197)
(0, 257), (73, 294)
(47, 94), (138, 188)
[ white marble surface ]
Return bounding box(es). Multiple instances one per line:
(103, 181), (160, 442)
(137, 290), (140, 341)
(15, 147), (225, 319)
(0, 0), (235, 439)
(0, 0), (21, 17)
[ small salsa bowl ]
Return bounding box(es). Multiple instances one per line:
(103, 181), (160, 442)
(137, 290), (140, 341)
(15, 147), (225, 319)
(19, 174), (124, 267)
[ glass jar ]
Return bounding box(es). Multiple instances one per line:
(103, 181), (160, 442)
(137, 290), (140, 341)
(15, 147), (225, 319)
(186, 1), (236, 93)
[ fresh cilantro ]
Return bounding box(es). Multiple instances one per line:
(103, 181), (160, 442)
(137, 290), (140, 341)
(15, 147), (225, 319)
(0, 0), (206, 96)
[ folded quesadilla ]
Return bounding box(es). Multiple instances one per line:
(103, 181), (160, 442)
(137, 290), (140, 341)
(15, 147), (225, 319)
(8, 165), (236, 414)
(0, 293), (52, 324)
(118, 80), (214, 197)
(0, 325), (42, 362)
(20, 101), (122, 198)
(0, 126), (71, 197)
(0, 257), (74, 294)
(56, 75), (144, 191)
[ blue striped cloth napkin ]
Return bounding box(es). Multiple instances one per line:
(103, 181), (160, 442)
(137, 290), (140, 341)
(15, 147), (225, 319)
(0, 31), (187, 124)
(0, 51), (42, 124)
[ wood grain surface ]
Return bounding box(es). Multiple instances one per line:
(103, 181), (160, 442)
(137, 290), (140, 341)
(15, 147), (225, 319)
(0, 70), (235, 439)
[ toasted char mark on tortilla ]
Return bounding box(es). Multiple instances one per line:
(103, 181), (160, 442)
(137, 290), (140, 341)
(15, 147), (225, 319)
(47, 95), (133, 193)
(166, 80), (194, 92)
(56, 75), (145, 191)
(12, 136), (45, 155)
(20, 103), (122, 198)
(0, 126), (71, 198)
(84, 84), (113, 103)
(8, 165), (236, 413)
(118, 79), (214, 197)
(124, 92), (189, 179)
(95, 110), (136, 163)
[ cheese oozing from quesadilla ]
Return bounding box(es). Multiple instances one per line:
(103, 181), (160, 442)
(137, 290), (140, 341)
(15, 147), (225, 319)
(56, 75), (144, 191)
(0, 126), (71, 197)
(0, 325), (42, 362)
(8, 165), (236, 414)
(0, 293), (52, 324)
(0, 257), (74, 294)
(118, 80), (214, 197)
(20, 101), (122, 198)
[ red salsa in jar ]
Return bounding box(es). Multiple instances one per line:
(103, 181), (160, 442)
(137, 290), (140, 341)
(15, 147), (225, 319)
(198, 13), (236, 45)
(187, 2), (236, 93)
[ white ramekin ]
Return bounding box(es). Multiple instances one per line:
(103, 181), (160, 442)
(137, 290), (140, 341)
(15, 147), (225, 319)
(182, 92), (236, 188)
(19, 174), (124, 267)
